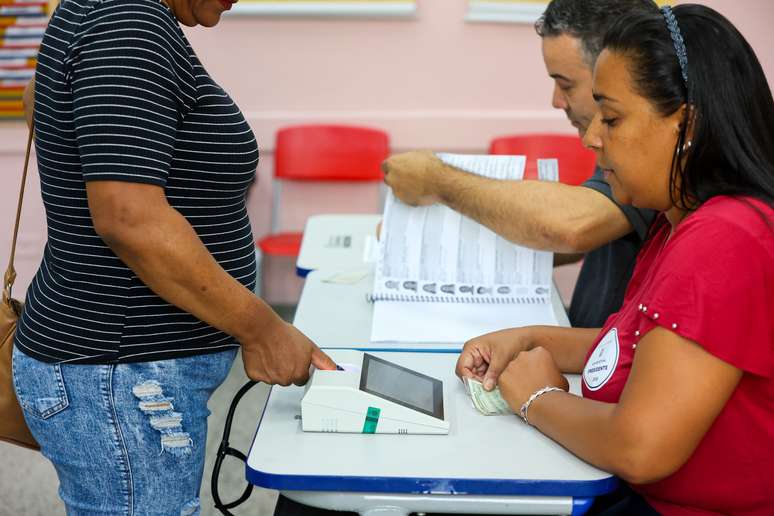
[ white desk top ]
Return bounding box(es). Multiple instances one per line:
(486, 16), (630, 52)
(294, 269), (570, 351)
(296, 214), (381, 277)
(247, 351), (614, 498)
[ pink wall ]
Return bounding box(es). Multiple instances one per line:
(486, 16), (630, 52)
(1, 0), (772, 298)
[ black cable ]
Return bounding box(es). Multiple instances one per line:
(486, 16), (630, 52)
(212, 380), (259, 515)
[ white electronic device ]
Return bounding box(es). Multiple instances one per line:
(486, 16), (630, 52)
(301, 350), (449, 434)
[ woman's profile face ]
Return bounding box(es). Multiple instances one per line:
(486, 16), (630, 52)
(164, 0), (237, 27)
(583, 49), (686, 212)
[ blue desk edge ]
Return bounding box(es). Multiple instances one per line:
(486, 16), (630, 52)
(245, 466), (618, 498)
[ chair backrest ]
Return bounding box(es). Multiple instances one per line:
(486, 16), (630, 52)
(275, 125), (390, 182)
(488, 133), (596, 185)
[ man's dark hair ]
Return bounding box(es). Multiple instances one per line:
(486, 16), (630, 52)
(535, 0), (658, 63)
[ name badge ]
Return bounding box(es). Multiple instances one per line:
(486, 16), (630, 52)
(583, 328), (620, 391)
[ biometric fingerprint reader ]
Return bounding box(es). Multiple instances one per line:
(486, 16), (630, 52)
(301, 350), (449, 434)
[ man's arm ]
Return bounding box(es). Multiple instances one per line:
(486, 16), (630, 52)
(383, 150), (633, 254)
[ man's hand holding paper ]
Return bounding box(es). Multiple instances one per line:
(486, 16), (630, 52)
(381, 150), (444, 206)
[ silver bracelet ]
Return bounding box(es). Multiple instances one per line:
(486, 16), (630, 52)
(519, 386), (564, 425)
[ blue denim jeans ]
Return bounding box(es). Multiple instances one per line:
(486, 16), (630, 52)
(12, 346), (238, 516)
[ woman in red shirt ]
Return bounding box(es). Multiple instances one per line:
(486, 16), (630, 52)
(456, 5), (774, 516)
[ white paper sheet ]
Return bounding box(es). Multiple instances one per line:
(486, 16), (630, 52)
(371, 301), (558, 344)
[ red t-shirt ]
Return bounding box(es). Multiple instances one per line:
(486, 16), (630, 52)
(581, 196), (774, 516)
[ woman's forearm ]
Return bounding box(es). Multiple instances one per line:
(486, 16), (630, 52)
(513, 326), (743, 486)
(90, 187), (280, 345)
(523, 392), (640, 480)
(522, 326), (601, 373)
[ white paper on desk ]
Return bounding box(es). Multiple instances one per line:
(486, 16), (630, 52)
(371, 302), (558, 344)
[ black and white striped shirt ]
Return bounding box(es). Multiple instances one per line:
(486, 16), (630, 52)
(16, 0), (259, 364)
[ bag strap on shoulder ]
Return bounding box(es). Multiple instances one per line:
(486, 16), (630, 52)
(3, 127), (34, 305)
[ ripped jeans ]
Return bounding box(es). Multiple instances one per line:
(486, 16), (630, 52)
(12, 346), (237, 516)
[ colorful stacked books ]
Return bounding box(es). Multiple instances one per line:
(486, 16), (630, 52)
(0, 0), (49, 119)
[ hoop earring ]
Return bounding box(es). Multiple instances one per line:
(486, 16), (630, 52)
(681, 139), (693, 154)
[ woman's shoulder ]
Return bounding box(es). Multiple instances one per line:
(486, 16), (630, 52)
(698, 194), (774, 217)
(677, 195), (774, 253)
(63, 0), (176, 24)
(69, 0), (184, 48)
(63, 0), (194, 81)
(647, 197), (774, 378)
(79, 0), (176, 21)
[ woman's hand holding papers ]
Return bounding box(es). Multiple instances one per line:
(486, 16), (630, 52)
(456, 328), (532, 391)
(456, 327), (571, 413)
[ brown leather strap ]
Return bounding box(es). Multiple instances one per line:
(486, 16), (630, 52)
(3, 127), (34, 304)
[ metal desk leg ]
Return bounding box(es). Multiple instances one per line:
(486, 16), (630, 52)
(361, 508), (410, 516)
(282, 492), (410, 516)
(283, 491), (576, 515)
(571, 497), (594, 516)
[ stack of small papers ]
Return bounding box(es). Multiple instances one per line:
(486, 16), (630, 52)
(463, 377), (514, 416)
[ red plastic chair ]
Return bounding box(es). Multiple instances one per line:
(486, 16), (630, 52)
(488, 134), (596, 185)
(257, 125), (390, 258)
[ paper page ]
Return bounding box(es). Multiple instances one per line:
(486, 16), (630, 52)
(370, 301), (558, 344)
(538, 159), (559, 182)
(374, 154), (552, 303)
(362, 234), (378, 263)
(435, 153), (526, 180)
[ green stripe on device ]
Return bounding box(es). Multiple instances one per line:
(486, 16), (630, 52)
(362, 407), (381, 433)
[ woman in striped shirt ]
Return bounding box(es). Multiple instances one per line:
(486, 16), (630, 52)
(13, 0), (335, 513)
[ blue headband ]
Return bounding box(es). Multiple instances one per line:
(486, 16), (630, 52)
(661, 5), (689, 89)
